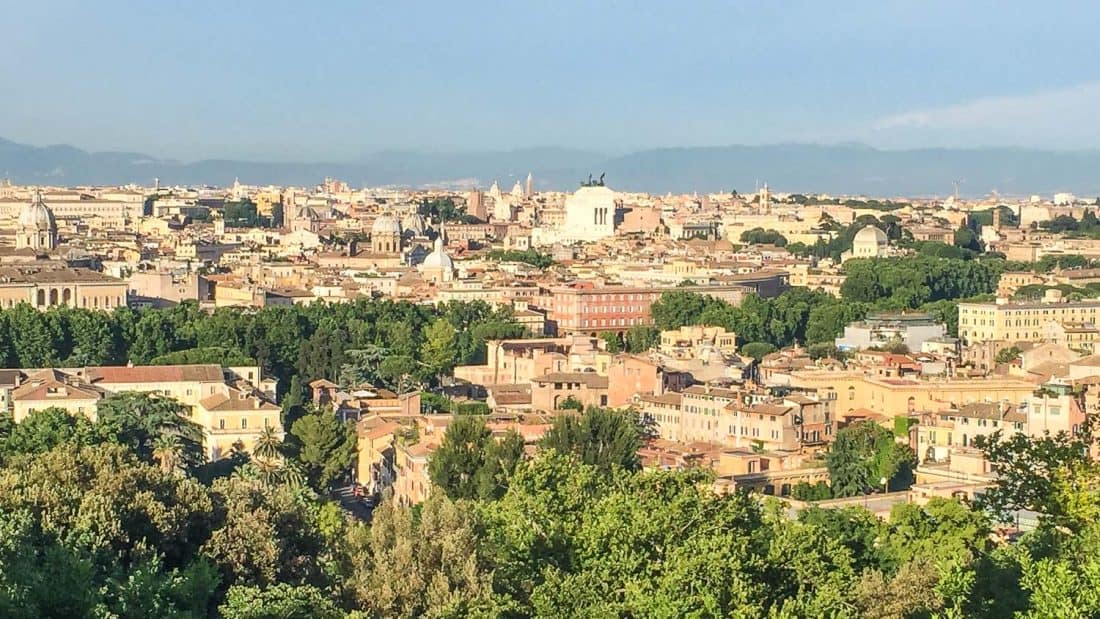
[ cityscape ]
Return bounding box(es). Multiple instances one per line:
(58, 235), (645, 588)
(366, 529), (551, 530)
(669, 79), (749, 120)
(3, 2), (1100, 618)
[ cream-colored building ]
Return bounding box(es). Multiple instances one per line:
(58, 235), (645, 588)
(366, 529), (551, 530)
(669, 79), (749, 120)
(641, 385), (833, 452)
(392, 440), (433, 506)
(10, 369), (105, 422)
(356, 417), (401, 496)
(0, 190), (144, 221)
(556, 184), (621, 243)
(1044, 321), (1100, 353)
(914, 402), (1027, 463)
(0, 263), (129, 311)
(997, 271), (1045, 297)
(10, 364), (280, 460)
(790, 370), (1038, 421)
(958, 292), (1100, 344)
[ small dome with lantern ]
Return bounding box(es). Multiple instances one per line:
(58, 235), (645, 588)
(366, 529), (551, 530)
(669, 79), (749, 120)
(16, 190), (58, 251)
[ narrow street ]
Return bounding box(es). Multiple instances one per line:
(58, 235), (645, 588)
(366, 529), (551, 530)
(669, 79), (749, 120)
(333, 485), (375, 522)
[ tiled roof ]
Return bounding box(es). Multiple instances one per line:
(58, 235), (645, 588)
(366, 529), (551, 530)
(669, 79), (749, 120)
(199, 386), (279, 412)
(11, 370), (105, 401)
(88, 364), (224, 383)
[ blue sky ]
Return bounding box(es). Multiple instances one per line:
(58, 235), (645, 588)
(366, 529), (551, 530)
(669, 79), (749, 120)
(4, 0), (1099, 160)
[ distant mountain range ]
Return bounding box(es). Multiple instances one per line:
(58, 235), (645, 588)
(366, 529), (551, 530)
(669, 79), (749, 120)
(2, 136), (1100, 197)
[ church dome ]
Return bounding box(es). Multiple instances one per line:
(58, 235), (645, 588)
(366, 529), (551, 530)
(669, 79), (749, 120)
(422, 235), (454, 271)
(19, 192), (56, 231)
(422, 246), (455, 271)
(295, 205), (318, 221)
(371, 214), (402, 236)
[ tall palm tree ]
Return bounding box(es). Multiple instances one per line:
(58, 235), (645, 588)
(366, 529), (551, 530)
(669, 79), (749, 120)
(253, 426), (283, 463)
(255, 458), (282, 487)
(279, 459), (307, 488)
(152, 434), (182, 474)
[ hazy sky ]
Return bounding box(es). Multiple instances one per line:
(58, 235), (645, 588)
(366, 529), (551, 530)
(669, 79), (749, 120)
(4, 1), (1100, 160)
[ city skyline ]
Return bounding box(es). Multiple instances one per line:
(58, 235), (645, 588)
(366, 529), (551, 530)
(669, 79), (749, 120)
(4, 1), (1100, 161)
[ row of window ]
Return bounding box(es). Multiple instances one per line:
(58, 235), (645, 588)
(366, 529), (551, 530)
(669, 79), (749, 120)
(574, 293), (658, 302)
(580, 318), (643, 328)
(939, 415), (1013, 427)
(725, 425), (773, 439)
(19, 289), (124, 309)
(217, 416), (274, 430)
(965, 307), (1100, 318)
(583, 305), (643, 313)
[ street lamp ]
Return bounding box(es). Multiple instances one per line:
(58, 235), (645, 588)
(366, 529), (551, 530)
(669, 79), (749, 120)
(880, 476), (888, 494)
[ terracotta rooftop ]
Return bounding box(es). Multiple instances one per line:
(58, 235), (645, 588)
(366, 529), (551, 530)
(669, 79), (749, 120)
(12, 370), (105, 401)
(199, 386), (279, 412)
(638, 392), (683, 406)
(88, 364), (225, 384)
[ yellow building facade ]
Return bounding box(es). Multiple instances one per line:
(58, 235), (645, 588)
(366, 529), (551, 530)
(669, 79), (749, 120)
(9, 364), (281, 460)
(790, 370), (1037, 420)
(958, 297), (1100, 344)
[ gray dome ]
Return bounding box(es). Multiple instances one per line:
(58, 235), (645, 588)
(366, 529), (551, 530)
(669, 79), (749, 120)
(854, 225), (887, 244)
(371, 214), (402, 235)
(19, 192), (56, 231)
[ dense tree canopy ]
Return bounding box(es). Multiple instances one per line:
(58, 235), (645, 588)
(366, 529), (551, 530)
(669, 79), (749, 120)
(2, 407), (97, 457)
(0, 411), (1091, 616)
(651, 288), (865, 350)
(598, 330), (623, 353)
(288, 407), (356, 490)
(624, 325), (659, 353)
(540, 407), (642, 472)
(417, 197), (480, 224)
(739, 227), (788, 247)
(223, 199), (274, 228)
(96, 391), (206, 473)
(827, 422), (916, 497)
(0, 298), (524, 396)
(428, 416), (524, 501)
(485, 248), (554, 268)
(840, 255), (1003, 308)
(151, 346), (257, 366)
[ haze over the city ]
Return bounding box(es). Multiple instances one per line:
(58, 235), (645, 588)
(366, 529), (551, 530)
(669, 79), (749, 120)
(5, 3), (1100, 617)
(5, 0), (1100, 162)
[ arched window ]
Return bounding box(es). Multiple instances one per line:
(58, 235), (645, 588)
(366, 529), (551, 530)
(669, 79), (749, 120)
(36, 290), (45, 306)
(62, 288), (72, 305)
(48, 289), (58, 306)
